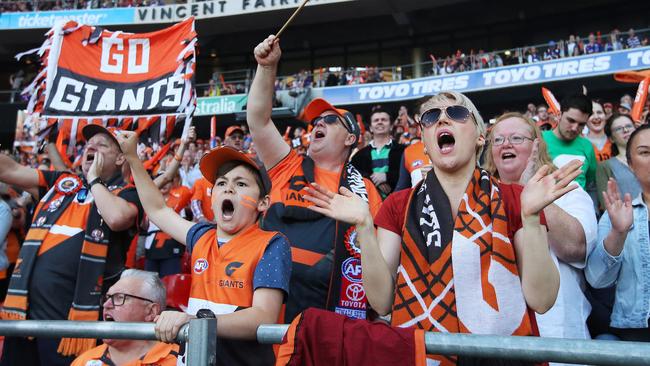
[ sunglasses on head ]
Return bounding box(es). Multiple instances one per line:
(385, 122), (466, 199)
(311, 114), (353, 134)
(419, 105), (472, 128)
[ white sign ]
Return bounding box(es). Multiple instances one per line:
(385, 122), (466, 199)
(134, 0), (355, 24)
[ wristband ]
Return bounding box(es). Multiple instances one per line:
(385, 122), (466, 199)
(89, 177), (104, 188)
(196, 309), (216, 319)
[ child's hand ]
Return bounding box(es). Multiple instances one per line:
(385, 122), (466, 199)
(154, 310), (193, 343)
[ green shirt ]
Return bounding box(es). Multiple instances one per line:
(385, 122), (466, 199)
(542, 130), (597, 190)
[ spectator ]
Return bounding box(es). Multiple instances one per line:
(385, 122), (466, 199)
(119, 131), (292, 365)
(223, 126), (245, 151)
(178, 149), (201, 188)
(603, 102), (614, 118)
(535, 104), (555, 131)
(484, 112), (597, 348)
(586, 125), (650, 342)
(524, 103), (537, 120)
(605, 32), (623, 52)
(543, 94), (597, 191)
(584, 33), (602, 54)
(0, 125), (142, 365)
(8, 70), (25, 103)
(618, 103), (632, 115)
(586, 100), (612, 162)
(304, 92), (573, 365)
(351, 109), (405, 198)
(567, 35), (578, 57)
(247, 35), (383, 322)
(71, 270), (178, 366)
(626, 28), (641, 49)
(596, 114), (640, 210)
(190, 176), (214, 223)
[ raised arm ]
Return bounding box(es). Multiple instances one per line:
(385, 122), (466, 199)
(515, 161), (582, 313)
(304, 184), (401, 315)
(116, 131), (193, 244)
(0, 154), (40, 191)
(153, 126), (195, 188)
(246, 35), (290, 169)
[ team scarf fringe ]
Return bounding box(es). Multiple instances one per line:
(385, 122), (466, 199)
(17, 19), (198, 168)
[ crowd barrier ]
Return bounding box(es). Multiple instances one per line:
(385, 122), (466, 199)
(0, 320), (649, 365)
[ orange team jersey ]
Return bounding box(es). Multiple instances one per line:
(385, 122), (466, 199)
(188, 225), (277, 315)
(268, 150), (382, 217)
(167, 185), (192, 213)
(592, 140), (613, 162)
(403, 141), (432, 187)
(71, 342), (179, 366)
(191, 177), (214, 221)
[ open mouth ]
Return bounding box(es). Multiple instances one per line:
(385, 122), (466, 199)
(437, 131), (455, 153)
(501, 152), (517, 160)
(313, 130), (326, 139)
(221, 199), (235, 220)
(104, 314), (115, 322)
(86, 153), (95, 163)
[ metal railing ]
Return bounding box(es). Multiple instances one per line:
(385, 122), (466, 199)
(1, 319), (649, 365)
(0, 319), (217, 366)
(257, 324), (650, 366)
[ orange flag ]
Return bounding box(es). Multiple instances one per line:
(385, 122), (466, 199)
(541, 87), (561, 115)
(631, 77), (650, 124)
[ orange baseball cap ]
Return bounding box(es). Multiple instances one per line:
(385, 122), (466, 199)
(82, 124), (121, 150)
(199, 146), (271, 196)
(303, 98), (360, 145)
(225, 126), (244, 138)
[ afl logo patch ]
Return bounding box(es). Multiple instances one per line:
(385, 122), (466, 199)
(194, 259), (209, 274)
(411, 159), (423, 168)
(341, 257), (362, 283)
(55, 176), (82, 195)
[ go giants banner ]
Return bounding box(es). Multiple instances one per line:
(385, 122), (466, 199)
(318, 46), (650, 105)
(19, 18), (197, 166)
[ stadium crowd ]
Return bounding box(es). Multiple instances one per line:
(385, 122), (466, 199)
(0, 29), (650, 366)
(200, 27), (649, 96)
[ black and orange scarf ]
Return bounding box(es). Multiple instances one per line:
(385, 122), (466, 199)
(391, 168), (534, 365)
(1, 173), (130, 356)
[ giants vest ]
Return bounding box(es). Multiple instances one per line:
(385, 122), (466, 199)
(188, 224), (278, 366)
(403, 141), (431, 187)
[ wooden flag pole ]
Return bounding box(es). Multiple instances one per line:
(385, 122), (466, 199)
(276, 0), (310, 38)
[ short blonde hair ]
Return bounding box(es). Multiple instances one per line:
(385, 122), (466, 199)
(418, 91), (486, 158)
(483, 112), (557, 178)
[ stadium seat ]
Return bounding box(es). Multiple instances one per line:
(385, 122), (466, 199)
(162, 274), (191, 311)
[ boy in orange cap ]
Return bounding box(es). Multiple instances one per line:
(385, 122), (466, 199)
(116, 131), (291, 366)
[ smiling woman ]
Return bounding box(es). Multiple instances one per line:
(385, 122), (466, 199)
(485, 112), (599, 343)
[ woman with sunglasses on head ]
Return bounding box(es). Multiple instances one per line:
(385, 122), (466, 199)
(586, 124), (650, 342)
(596, 114), (640, 212)
(305, 91), (580, 365)
(484, 113), (598, 355)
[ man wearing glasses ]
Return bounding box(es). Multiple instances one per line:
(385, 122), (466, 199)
(71, 269), (179, 366)
(246, 35), (383, 323)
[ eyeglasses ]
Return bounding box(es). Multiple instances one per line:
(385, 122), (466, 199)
(611, 124), (635, 134)
(492, 134), (535, 146)
(418, 105), (472, 128)
(311, 114), (353, 134)
(102, 293), (153, 307)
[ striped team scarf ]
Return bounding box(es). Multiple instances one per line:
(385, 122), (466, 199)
(391, 168), (534, 365)
(1, 173), (129, 356)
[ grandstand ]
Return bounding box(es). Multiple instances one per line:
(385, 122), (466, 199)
(1, 0), (649, 141)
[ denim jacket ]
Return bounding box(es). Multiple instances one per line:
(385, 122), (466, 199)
(585, 194), (650, 328)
